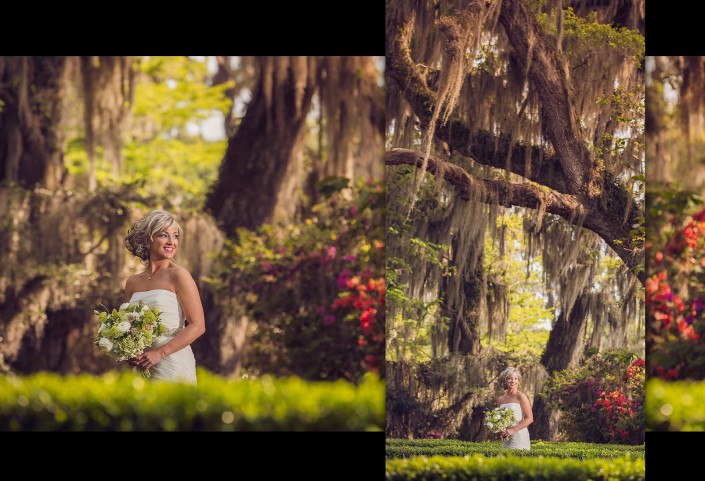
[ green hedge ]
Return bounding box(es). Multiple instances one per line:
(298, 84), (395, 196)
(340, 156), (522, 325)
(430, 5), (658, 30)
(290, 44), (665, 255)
(386, 455), (645, 481)
(386, 439), (644, 460)
(0, 369), (384, 431)
(646, 378), (705, 431)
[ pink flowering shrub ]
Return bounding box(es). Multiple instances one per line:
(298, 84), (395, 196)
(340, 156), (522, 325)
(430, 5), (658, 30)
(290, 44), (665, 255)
(542, 350), (644, 444)
(647, 187), (705, 380)
(210, 178), (384, 382)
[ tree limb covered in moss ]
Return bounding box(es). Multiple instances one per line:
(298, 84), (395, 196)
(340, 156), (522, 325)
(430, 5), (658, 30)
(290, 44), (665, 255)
(386, 148), (644, 285)
(387, 5), (644, 285)
(387, 14), (570, 194)
(387, 147), (584, 223)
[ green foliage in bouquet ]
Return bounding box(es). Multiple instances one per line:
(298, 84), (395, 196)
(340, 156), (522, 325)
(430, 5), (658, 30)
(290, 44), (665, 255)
(542, 350), (644, 444)
(94, 301), (166, 377)
(484, 406), (515, 433)
(207, 178), (384, 383)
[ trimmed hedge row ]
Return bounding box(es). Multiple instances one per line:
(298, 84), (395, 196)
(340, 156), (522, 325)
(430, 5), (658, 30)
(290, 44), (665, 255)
(386, 439), (644, 460)
(646, 378), (705, 431)
(0, 369), (384, 431)
(386, 455), (645, 481)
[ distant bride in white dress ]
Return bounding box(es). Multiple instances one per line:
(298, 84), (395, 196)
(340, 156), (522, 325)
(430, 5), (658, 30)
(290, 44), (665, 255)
(496, 366), (532, 450)
(122, 210), (206, 384)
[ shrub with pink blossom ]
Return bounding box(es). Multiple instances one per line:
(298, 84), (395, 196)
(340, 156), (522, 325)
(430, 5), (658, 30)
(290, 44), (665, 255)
(647, 185), (705, 380)
(209, 178), (384, 383)
(542, 350), (644, 444)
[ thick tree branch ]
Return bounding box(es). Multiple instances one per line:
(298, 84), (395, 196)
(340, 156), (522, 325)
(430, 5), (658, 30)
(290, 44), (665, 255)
(498, 0), (597, 198)
(387, 147), (584, 222)
(387, 15), (570, 195)
(452, 129), (570, 194)
(387, 148), (645, 285)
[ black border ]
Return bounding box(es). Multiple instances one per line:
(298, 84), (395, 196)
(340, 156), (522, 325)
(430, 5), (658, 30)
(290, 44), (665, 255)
(4, 4), (385, 56)
(646, 2), (697, 55)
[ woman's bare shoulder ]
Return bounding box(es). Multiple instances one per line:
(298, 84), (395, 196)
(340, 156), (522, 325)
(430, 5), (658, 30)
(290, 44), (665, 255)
(124, 273), (144, 300)
(125, 274), (141, 288)
(167, 263), (196, 289)
(168, 263), (193, 281)
(167, 262), (190, 275)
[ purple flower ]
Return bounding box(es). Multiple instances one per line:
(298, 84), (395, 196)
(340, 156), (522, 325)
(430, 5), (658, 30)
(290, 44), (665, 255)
(323, 315), (335, 326)
(337, 269), (352, 289)
(694, 297), (705, 312)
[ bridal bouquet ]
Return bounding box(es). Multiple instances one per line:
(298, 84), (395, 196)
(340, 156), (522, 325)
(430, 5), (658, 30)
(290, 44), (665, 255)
(484, 406), (515, 433)
(94, 301), (166, 378)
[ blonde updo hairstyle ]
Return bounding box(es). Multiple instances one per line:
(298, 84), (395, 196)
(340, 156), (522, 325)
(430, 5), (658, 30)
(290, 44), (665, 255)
(124, 210), (183, 264)
(499, 367), (522, 389)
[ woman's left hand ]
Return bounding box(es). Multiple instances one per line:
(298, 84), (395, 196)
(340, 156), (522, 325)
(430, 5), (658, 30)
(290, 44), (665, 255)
(136, 350), (164, 371)
(500, 428), (514, 438)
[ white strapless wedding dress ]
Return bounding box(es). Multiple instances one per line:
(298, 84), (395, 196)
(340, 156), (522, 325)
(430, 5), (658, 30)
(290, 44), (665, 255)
(500, 402), (530, 450)
(130, 289), (197, 384)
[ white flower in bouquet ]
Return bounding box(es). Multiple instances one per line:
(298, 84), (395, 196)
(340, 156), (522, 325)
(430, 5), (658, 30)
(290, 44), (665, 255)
(94, 301), (166, 378)
(98, 337), (113, 352)
(484, 406), (515, 433)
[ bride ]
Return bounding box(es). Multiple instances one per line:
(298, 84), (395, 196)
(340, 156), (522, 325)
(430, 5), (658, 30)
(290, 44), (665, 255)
(122, 210), (205, 384)
(496, 366), (533, 450)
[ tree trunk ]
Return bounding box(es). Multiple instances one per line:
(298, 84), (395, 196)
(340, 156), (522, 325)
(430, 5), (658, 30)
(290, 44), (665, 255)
(212, 56), (237, 137)
(532, 293), (590, 440)
(206, 57), (315, 237)
(79, 56), (133, 192)
(203, 58), (315, 376)
(317, 57), (385, 182)
(445, 240), (482, 355)
(0, 56), (67, 190)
